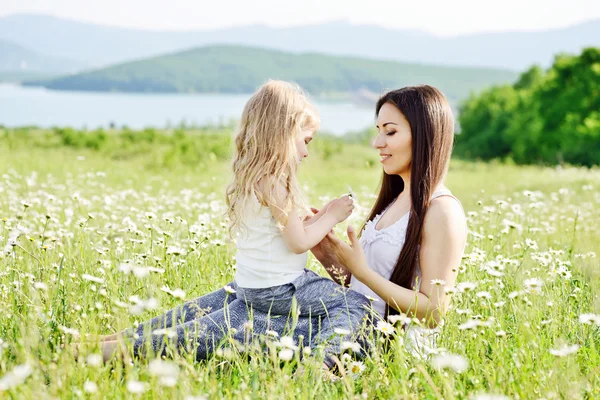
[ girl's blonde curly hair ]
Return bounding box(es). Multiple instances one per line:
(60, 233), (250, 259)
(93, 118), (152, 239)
(226, 80), (320, 236)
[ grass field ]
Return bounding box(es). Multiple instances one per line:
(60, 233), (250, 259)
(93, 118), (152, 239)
(0, 128), (599, 399)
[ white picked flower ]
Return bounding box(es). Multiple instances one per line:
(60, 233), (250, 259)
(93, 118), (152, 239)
(431, 353), (469, 373)
(430, 279), (446, 286)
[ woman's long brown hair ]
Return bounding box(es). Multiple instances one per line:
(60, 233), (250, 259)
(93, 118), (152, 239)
(364, 85), (455, 317)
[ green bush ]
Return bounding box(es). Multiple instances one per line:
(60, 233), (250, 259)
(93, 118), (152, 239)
(456, 47), (600, 166)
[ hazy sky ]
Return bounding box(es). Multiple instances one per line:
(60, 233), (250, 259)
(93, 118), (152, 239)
(1, 0), (599, 36)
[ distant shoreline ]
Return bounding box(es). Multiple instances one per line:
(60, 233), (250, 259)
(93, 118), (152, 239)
(1, 81), (380, 106)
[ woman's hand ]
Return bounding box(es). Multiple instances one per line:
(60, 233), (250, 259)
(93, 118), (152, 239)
(309, 219), (336, 265)
(309, 225), (354, 285)
(327, 225), (370, 281)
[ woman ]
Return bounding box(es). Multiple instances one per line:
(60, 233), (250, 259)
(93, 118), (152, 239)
(314, 85), (467, 356)
(95, 85), (466, 365)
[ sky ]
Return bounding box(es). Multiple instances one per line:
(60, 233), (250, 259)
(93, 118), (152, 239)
(1, 0), (599, 36)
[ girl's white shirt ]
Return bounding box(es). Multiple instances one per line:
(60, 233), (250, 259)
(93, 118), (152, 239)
(234, 194), (307, 288)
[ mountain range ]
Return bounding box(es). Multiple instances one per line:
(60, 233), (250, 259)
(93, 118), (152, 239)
(1, 13), (599, 72)
(24, 45), (519, 103)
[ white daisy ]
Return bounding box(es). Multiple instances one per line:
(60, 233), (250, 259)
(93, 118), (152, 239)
(341, 341), (361, 353)
(549, 344), (580, 357)
(223, 285), (236, 294)
(334, 328), (351, 336)
(579, 313), (600, 326)
(431, 353), (469, 373)
(375, 320), (395, 336)
(126, 380), (147, 394)
(278, 348), (294, 361)
(347, 361), (366, 377)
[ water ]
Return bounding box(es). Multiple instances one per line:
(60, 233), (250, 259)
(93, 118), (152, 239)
(0, 84), (376, 135)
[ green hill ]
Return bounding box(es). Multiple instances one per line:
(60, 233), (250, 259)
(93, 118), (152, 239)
(25, 45), (518, 102)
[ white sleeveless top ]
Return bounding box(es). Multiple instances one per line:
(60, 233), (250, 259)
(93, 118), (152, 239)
(234, 195), (307, 289)
(350, 187), (462, 357)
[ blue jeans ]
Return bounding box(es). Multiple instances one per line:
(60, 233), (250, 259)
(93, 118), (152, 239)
(123, 269), (370, 367)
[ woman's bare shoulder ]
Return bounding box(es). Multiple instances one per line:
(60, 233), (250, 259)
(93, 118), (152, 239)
(424, 195), (466, 235)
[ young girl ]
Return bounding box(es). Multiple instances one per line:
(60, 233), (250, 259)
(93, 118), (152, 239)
(222, 81), (370, 366)
(226, 80), (367, 320)
(95, 81), (369, 367)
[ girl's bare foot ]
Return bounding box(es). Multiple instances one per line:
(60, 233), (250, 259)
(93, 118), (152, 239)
(100, 340), (129, 363)
(74, 332), (122, 342)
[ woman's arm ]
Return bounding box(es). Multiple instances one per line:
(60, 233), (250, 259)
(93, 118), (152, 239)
(310, 232), (352, 286)
(330, 197), (466, 326)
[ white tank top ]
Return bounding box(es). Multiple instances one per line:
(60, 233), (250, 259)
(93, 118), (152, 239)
(350, 187), (464, 358)
(234, 194), (307, 288)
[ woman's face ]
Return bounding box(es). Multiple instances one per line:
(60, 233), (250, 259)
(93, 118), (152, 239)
(374, 102), (413, 176)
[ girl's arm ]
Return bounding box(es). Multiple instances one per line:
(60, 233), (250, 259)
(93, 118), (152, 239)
(328, 197), (466, 326)
(303, 203), (334, 228)
(264, 182), (354, 255)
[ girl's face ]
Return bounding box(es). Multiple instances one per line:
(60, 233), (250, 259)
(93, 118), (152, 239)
(296, 128), (315, 162)
(373, 102), (413, 176)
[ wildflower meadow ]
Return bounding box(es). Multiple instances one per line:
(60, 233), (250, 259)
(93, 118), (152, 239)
(0, 127), (598, 399)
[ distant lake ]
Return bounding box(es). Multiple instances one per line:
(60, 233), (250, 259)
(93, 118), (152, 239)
(0, 84), (376, 135)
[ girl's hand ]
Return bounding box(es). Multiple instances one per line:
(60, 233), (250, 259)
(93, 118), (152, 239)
(316, 199), (335, 216)
(326, 195), (354, 223)
(303, 204), (335, 227)
(327, 225), (369, 280)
